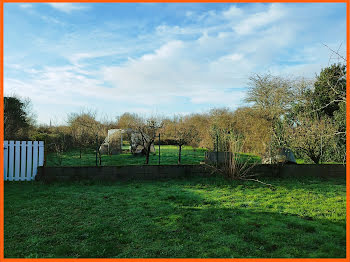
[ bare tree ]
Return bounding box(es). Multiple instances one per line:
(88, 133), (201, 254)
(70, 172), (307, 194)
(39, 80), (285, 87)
(284, 113), (337, 164)
(245, 74), (297, 161)
(67, 110), (102, 158)
(231, 107), (273, 156)
(246, 74), (295, 122)
(205, 132), (272, 187)
(131, 116), (163, 164)
(173, 118), (198, 164)
(313, 45), (347, 134)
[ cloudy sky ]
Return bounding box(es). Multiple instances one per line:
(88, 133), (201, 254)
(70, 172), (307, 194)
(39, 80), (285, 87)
(4, 2), (347, 124)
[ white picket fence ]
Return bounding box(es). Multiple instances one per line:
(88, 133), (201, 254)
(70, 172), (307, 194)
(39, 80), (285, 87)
(4, 141), (44, 181)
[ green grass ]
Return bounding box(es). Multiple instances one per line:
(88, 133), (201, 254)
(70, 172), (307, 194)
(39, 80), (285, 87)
(237, 152), (261, 163)
(296, 159), (305, 164)
(296, 159), (344, 164)
(4, 176), (346, 258)
(46, 146), (263, 167)
(46, 145), (208, 166)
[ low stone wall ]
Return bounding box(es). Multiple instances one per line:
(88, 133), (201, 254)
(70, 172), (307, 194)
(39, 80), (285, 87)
(36, 165), (209, 182)
(249, 164), (346, 178)
(36, 164), (346, 182)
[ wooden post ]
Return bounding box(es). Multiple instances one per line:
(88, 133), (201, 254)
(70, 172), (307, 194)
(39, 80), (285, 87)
(26, 141), (32, 181)
(32, 141), (38, 180)
(14, 141), (21, 181)
(96, 135), (98, 167)
(107, 130), (110, 155)
(20, 141), (27, 181)
(44, 139), (47, 166)
(4, 141), (8, 181)
(320, 135), (323, 164)
(216, 134), (219, 166)
(158, 133), (161, 165)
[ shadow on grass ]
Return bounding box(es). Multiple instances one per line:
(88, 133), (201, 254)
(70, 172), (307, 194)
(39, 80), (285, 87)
(4, 177), (346, 258)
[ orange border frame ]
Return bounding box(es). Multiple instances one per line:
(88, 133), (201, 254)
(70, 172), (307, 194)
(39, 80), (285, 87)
(0, 0), (349, 261)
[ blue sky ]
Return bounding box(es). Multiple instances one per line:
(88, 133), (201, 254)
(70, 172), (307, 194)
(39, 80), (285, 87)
(4, 2), (347, 125)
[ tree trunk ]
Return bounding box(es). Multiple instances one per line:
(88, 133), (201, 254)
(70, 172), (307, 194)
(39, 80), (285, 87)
(145, 143), (152, 164)
(310, 154), (320, 164)
(145, 152), (150, 164)
(79, 148), (82, 159)
(178, 145), (182, 164)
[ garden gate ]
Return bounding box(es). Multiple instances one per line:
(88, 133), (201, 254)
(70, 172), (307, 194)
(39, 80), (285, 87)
(3, 141), (44, 181)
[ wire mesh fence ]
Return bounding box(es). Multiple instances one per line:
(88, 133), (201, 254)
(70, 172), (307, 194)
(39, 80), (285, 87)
(45, 143), (208, 167)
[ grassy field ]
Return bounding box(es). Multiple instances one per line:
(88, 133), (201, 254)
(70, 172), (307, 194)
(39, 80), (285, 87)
(46, 146), (338, 166)
(46, 145), (263, 166)
(46, 145), (208, 166)
(4, 176), (346, 258)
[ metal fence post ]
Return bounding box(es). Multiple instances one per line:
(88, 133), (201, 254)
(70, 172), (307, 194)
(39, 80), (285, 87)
(158, 133), (161, 165)
(320, 135), (323, 164)
(96, 135), (98, 167)
(216, 134), (219, 166)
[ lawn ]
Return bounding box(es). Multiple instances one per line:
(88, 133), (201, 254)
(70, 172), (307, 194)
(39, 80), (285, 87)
(46, 145), (208, 166)
(46, 145), (263, 167)
(46, 145), (337, 167)
(4, 176), (346, 258)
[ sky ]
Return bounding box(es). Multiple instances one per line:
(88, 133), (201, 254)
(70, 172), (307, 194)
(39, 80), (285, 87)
(4, 2), (347, 125)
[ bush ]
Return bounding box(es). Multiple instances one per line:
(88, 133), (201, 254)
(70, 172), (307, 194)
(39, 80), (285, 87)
(30, 129), (74, 153)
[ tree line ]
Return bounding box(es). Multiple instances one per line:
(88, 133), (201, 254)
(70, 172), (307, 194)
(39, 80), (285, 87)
(4, 62), (346, 164)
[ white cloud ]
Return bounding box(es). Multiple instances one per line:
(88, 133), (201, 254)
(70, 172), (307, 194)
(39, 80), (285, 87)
(156, 25), (201, 36)
(19, 4), (32, 9)
(222, 5), (243, 19)
(141, 41), (185, 61)
(221, 53), (244, 62)
(100, 39), (249, 105)
(47, 3), (89, 13)
(4, 3), (346, 124)
(234, 3), (286, 35)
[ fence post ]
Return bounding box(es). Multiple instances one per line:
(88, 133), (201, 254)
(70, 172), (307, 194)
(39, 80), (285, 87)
(44, 139), (47, 166)
(216, 134), (219, 166)
(20, 141), (27, 181)
(14, 141), (21, 181)
(320, 135), (323, 164)
(4, 141), (8, 181)
(96, 135), (98, 167)
(26, 141), (32, 180)
(32, 141), (39, 180)
(8, 141), (14, 181)
(38, 141), (44, 167)
(158, 133), (161, 165)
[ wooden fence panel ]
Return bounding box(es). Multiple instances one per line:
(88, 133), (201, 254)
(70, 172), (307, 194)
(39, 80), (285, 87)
(14, 141), (21, 181)
(21, 141), (27, 181)
(8, 141), (14, 181)
(32, 141), (39, 181)
(4, 141), (8, 181)
(26, 141), (33, 181)
(3, 141), (45, 181)
(38, 141), (44, 167)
